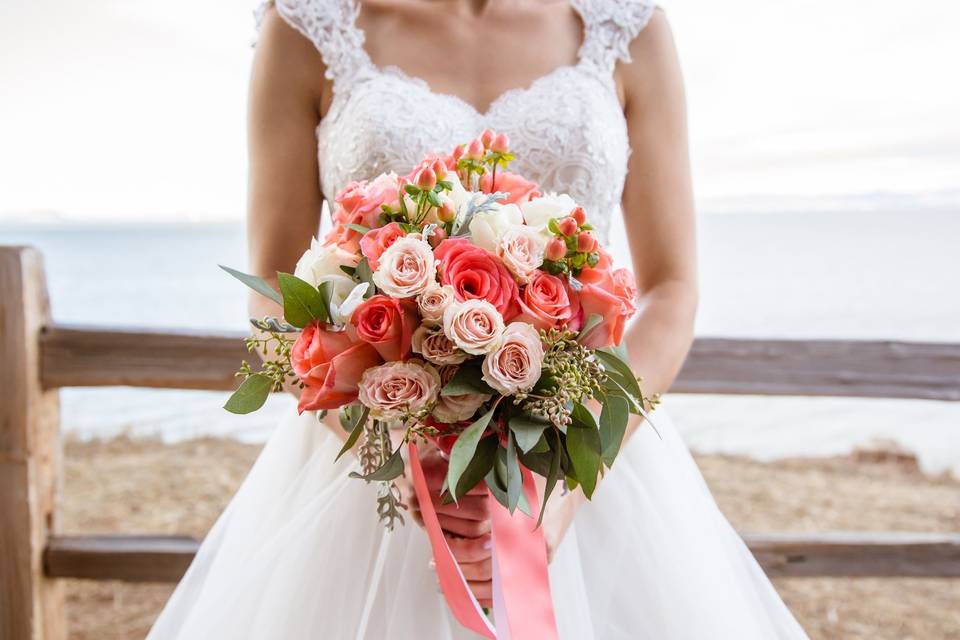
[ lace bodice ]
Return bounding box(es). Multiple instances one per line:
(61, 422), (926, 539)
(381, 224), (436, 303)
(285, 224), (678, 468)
(257, 0), (655, 243)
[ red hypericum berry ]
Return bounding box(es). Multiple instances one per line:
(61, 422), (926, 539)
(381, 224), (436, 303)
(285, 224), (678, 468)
(437, 200), (456, 223)
(431, 158), (447, 180)
(491, 133), (510, 154)
(557, 216), (578, 237)
(571, 206), (587, 226)
(451, 144), (465, 162)
(577, 231), (597, 253)
(428, 226), (447, 248)
(545, 236), (567, 261)
(479, 128), (495, 149)
(465, 138), (484, 161)
(415, 166), (437, 190)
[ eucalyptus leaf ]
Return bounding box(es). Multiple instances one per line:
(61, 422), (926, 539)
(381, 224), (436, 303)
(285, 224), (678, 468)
(599, 394), (629, 467)
(223, 374), (273, 415)
(451, 435), (498, 501)
(355, 258), (376, 298)
(508, 414), (550, 454)
(349, 446), (405, 482)
(506, 431), (522, 513)
(566, 403), (602, 499)
(277, 272), (328, 327)
(219, 265), (283, 306)
(577, 313), (602, 341)
(441, 365), (496, 397)
(318, 280), (335, 322)
(446, 405), (496, 499)
(596, 348), (643, 402)
(344, 223), (370, 235)
(536, 429), (563, 527)
(335, 405), (369, 461)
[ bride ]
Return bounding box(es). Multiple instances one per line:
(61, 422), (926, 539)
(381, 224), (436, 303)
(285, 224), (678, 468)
(149, 0), (809, 637)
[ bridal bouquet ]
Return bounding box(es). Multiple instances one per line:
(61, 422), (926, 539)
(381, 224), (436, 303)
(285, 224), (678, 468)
(222, 130), (654, 636)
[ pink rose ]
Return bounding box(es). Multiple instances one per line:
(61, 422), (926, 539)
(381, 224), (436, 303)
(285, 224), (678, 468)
(516, 271), (577, 332)
(358, 360), (441, 420)
(417, 284), (457, 325)
(326, 174), (402, 252)
(360, 222), (406, 270)
(412, 324), (469, 366)
(351, 295), (419, 362)
(577, 282), (630, 350)
(497, 225), (545, 283)
(481, 322), (544, 395)
(433, 365), (491, 424)
(291, 322), (383, 413)
(442, 299), (505, 355)
(434, 238), (519, 320)
(576, 248), (615, 288)
(480, 171), (541, 205)
(372, 236), (437, 298)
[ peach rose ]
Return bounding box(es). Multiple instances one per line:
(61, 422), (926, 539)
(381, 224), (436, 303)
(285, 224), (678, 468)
(326, 174), (402, 252)
(350, 295), (418, 362)
(497, 225), (546, 283)
(373, 236), (437, 298)
(417, 284), (457, 325)
(434, 238), (519, 320)
(291, 322), (383, 413)
(577, 282), (630, 350)
(442, 299), (505, 355)
(412, 325), (469, 366)
(360, 222), (406, 270)
(432, 365), (491, 424)
(516, 271), (577, 332)
(480, 171), (541, 205)
(481, 322), (544, 395)
(358, 360), (441, 420)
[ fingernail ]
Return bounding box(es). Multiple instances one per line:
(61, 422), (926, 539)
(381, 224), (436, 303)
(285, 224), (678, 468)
(483, 538), (493, 550)
(428, 559), (436, 570)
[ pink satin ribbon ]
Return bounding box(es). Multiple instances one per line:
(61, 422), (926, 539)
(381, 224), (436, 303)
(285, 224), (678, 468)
(407, 442), (560, 639)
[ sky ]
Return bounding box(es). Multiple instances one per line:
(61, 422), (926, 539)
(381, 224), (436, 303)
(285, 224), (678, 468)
(1, 0), (958, 222)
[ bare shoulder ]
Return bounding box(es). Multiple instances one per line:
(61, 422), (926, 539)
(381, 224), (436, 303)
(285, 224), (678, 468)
(255, 6), (327, 101)
(618, 8), (684, 107)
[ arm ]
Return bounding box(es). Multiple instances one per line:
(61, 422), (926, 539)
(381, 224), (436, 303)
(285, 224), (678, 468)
(542, 10), (698, 557)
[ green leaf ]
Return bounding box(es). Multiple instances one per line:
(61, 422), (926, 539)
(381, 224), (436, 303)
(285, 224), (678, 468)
(339, 265), (357, 276)
(485, 457), (531, 516)
(509, 414), (550, 454)
(451, 435), (498, 501)
(566, 403), (602, 499)
(318, 280), (335, 322)
(537, 429), (563, 526)
(219, 265), (282, 306)
(547, 218), (561, 235)
(404, 183), (421, 196)
(596, 349), (644, 409)
(349, 446), (405, 482)
(277, 272), (328, 327)
(335, 405), (369, 461)
(446, 405), (496, 499)
(506, 431), (522, 513)
(599, 394), (629, 467)
(223, 374), (273, 414)
(441, 365), (496, 397)
(426, 190), (442, 208)
(355, 258), (376, 298)
(344, 223), (370, 235)
(577, 313), (603, 341)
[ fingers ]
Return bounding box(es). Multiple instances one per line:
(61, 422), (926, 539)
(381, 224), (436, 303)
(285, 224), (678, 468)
(437, 514), (490, 538)
(460, 560), (492, 582)
(434, 495), (489, 521)
(467, 579), (493, 608)
(446, 534), (492, 564)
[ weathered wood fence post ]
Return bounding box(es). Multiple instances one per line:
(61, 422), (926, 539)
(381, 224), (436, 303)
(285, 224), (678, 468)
(0, 247), (65, 639)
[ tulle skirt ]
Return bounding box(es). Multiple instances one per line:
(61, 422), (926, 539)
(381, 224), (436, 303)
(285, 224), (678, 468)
(147, 404), (808, 639)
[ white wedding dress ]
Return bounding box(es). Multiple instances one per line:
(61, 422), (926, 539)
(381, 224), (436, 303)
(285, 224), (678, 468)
(148, 0), (809, 638)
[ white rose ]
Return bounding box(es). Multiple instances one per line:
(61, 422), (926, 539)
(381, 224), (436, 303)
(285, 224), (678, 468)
(497, 224), (546, 283)
(372, 236), (437, 298)
(442, 299), (505, 355)
(439, 171), (472, 212)
(521, 193), (578, 232)
(294, 238), (361, 317)
(468, 201), (524, 252)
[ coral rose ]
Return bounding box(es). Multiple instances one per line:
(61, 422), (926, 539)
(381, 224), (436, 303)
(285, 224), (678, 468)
(481, 322), (544, 395)
(350, 295), (418, 362)
(326, 173), (401, 252)
(577, 283), (631, 350)
(434, 238), (519, 320)
(291, 322), (383, 413)
(358, 360), (441, 421)
(359, 222), (405, 270)
(516, 271), (577, 332)
(480, 171), (541, 205)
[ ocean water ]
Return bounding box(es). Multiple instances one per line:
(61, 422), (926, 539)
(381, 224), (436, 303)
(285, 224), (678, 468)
(3, 210), (959, 474)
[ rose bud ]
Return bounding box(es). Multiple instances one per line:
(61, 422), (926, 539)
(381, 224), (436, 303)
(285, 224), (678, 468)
(556, 216), (579, 237)
(491, 133), (509, 153)
(577, 231), (598, 253)
(437, 200), (456, 223)
(428, 226), (447, 248)
(465, 138), (485, 161)
(545, 236), (567, 261)
(451, 144), (465, 162)
(415, 166), (437, 190)
(571, 206), (587, 226)
(479, 128), (495, 148)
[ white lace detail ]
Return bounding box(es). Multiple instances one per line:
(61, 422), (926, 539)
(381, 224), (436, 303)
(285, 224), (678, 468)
(257, 0), (655, 244)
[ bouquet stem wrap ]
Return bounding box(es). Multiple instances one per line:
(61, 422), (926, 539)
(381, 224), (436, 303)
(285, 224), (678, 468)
(408, 443), (560, 639)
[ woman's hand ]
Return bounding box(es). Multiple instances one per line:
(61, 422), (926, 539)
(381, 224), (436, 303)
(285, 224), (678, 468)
(397, 444), (494, 608)
(539, 488), (586, 564)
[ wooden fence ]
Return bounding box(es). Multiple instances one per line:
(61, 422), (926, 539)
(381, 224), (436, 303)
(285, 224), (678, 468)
(2, 244), (959, 639)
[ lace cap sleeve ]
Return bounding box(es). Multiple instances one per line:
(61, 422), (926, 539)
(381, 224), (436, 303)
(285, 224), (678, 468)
(254, 0), (369, 89)
(575, 0), (657, 74)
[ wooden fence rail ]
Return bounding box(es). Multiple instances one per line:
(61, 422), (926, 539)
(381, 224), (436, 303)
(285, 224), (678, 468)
(2, 243), (960, 639)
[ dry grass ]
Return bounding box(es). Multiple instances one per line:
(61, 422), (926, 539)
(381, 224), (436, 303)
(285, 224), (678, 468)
(61, 437), (960, 639)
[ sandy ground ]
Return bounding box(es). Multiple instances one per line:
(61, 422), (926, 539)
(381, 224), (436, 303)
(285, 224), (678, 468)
(60, 436), (960, 640)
